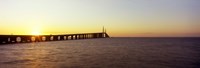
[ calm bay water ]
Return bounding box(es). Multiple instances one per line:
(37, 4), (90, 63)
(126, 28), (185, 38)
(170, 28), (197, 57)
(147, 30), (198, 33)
(0, 37), (200, 68)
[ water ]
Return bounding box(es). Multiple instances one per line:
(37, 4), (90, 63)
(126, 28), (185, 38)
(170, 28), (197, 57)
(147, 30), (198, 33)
(0, 37), (200, 68)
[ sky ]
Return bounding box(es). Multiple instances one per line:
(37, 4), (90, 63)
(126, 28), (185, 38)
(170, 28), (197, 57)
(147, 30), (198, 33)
(0, 0), (200, 37)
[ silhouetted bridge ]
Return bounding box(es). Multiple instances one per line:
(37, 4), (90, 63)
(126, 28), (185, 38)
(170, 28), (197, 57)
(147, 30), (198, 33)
(0, 32), (109, 44)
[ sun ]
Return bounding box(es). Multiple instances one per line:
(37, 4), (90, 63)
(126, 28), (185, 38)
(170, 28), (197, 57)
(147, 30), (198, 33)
(32, 31), (41, 35)
(31, 26), (42, 35)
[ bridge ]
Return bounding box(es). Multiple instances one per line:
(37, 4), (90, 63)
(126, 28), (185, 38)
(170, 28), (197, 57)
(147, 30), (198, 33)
(0, 28), (109, 44)
(0, 32), (109, 44)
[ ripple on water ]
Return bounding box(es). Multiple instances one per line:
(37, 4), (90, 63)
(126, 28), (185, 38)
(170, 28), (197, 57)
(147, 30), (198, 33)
(2, 59), (34, 64)
(0, 38), (200, 68)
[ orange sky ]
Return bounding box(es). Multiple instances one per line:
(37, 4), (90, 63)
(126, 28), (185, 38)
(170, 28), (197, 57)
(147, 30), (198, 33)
(0, 0), (200, 37)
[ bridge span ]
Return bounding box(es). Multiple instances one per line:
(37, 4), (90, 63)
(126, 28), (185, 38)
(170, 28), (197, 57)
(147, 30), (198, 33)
(0, 32), (109, 44)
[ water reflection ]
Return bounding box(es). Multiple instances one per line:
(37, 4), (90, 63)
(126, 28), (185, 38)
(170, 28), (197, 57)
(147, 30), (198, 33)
(16, 37), (21, 43)
(31, 37), (36, 42)
(0, 43), (54, 68)
(42, 37), (46, 41)
(50, 36), (54, 41)
(0, 38), (199, 68)
(64, 36), (67, 40)
(58, 36), (60, 40)
(8, 38), (11, 42)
